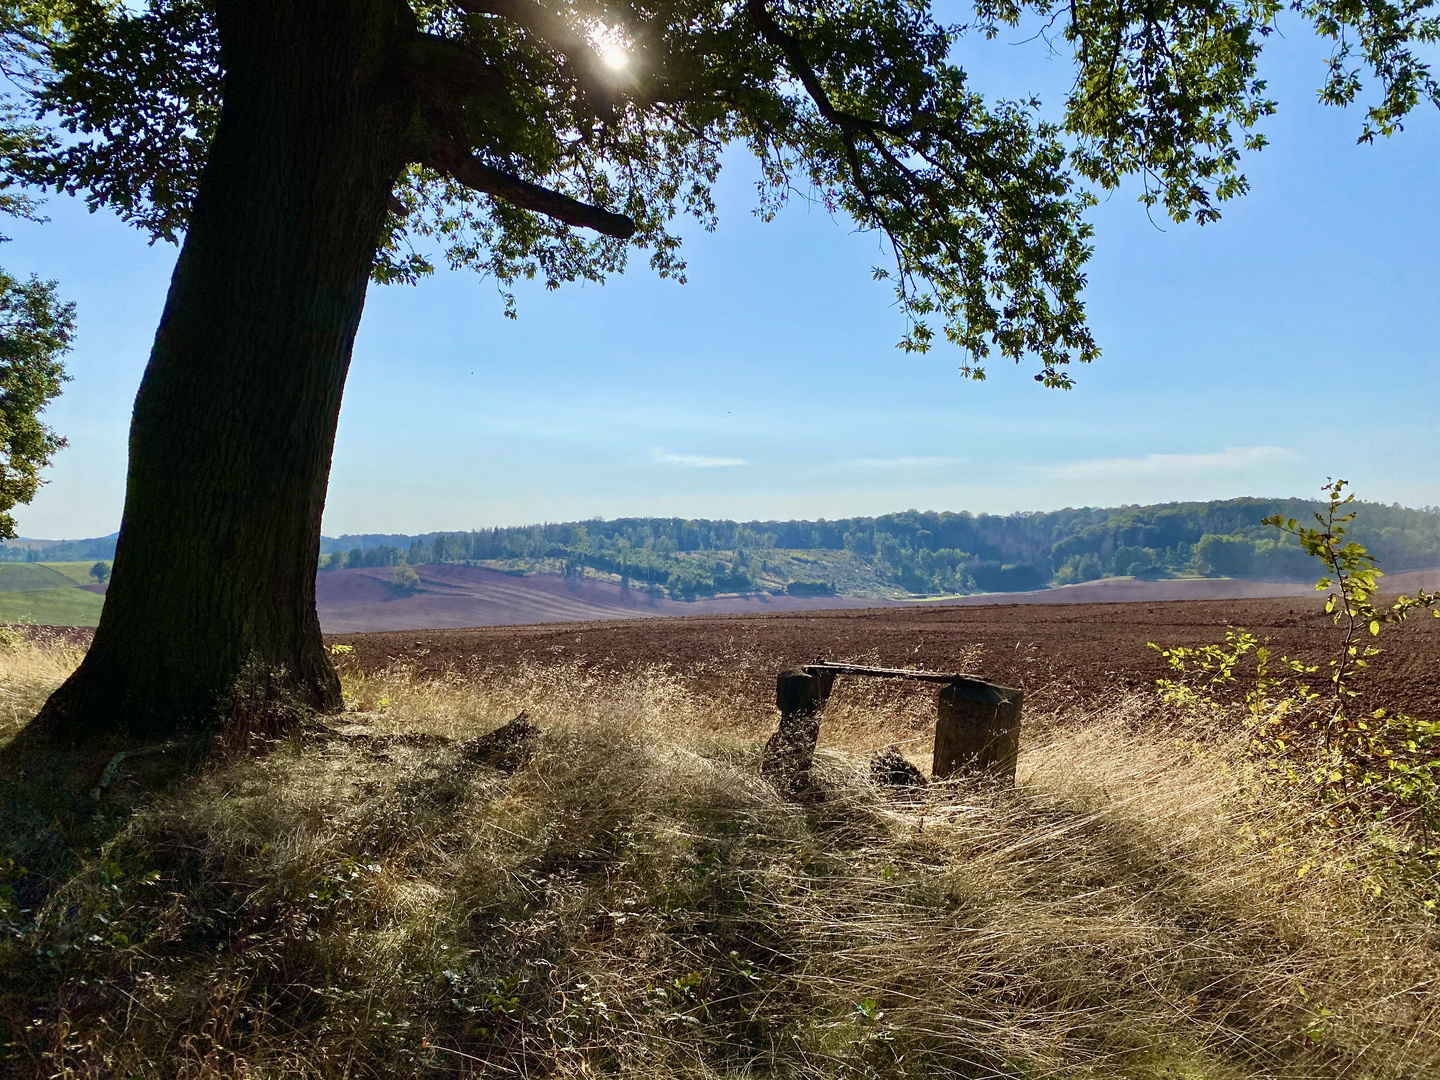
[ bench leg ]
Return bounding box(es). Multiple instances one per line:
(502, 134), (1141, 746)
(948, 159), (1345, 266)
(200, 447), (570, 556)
(762, 670), (826, 790)
(932, 682), (1023, 785)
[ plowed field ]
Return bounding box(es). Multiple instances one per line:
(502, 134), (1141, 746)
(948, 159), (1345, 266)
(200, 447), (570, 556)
(314, 563), (890, 633)
(333, 594), (1440, 720)
(315, 564), (1440, 634)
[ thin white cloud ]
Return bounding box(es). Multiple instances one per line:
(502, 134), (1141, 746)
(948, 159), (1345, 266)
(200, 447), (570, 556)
(846, 456), (967, 471)
(649, 447), (746, 468)
(1038, 445), (1302, 481)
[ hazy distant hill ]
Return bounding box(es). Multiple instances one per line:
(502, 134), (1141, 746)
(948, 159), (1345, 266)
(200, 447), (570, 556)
(1, 534), (118, 562)
(319, 497), (1440, 600)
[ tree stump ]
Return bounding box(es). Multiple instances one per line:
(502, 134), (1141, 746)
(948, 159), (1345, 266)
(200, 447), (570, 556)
(932, 678), (1024, 784)
(761, 668), (832, 790)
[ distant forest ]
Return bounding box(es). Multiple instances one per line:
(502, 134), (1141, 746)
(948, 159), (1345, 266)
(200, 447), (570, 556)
(0, 535), (116, 563)
(319, 498), (1440, 599)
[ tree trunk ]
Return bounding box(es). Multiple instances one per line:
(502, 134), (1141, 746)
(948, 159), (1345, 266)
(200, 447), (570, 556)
(40, 0), (417, 740)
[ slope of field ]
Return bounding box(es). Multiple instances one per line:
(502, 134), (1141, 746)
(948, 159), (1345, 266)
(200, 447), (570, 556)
(8, 559), (1433, 633)
(333, 590), (1440, 721)
(41, 561), (109, 586)
(315, 563), (892, 633)
(318, 562), (1440, 633)
(919, 567), (1440, 606)
(0, 586), (105, 626)
(0, 564), (81, 592)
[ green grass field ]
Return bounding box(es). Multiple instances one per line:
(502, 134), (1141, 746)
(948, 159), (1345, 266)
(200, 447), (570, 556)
(0, 585), (104, 625)
(39, 560), (110, 586)
(0, 562), (110, 625)
(0, 563), (80, 592)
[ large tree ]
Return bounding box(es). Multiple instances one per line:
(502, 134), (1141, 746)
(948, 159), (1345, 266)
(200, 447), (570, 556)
(13, 0), (1435, 738)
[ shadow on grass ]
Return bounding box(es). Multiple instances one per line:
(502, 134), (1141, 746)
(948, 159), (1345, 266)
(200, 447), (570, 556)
(0, 716), (207, 912)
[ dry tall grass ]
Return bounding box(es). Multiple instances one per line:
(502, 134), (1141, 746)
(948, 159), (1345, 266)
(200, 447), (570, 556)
(0, 628), (88, 740)
(2, 639), (1438, 1079)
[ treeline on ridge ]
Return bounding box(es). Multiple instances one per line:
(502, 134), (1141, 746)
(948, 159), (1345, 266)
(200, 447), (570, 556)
(0, 535), (116, 563)
(318, 498), (1440, 598)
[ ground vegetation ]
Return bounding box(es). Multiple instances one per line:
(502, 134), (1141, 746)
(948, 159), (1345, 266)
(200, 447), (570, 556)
(3, 622), (1440, 1077)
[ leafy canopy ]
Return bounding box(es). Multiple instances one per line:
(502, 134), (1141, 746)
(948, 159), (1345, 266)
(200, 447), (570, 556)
(9, 0), (1438, 386)
(0, 265), (71, 539)
(0, 3), (74, 539)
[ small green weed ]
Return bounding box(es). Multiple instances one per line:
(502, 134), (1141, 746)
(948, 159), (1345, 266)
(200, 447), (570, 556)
(1150, 480), (1440, 906)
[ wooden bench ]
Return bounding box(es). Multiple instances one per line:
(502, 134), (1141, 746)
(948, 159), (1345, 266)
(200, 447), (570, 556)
(761, 661), (1023, 790)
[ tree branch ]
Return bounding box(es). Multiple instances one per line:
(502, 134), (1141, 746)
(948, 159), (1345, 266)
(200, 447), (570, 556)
(745, 0), (894, 135)
(406, 31), (508, 98)
(743, 0), (890, 216)
(426, 142), (636, 238)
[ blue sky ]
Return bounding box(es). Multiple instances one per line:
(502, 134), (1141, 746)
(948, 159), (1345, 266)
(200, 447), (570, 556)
(7, 15), (1438, 540)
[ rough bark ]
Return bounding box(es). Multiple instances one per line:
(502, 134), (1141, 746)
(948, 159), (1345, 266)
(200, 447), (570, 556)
(40, 0), (417, 739)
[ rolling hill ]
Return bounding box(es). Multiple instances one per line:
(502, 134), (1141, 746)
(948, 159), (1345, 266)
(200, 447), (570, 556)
(5, 560), (1438, 633)
(313, 563), (1440, 633)
(321, 498), (1440, 601)
(314, 563), (888, 633)
(0, 562), (107, 625)
(5, 500), (1438, 632)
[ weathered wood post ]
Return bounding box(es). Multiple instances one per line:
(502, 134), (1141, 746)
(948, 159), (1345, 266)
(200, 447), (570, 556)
(932, 678), (1024, 784)
(761, 668), (833, 790)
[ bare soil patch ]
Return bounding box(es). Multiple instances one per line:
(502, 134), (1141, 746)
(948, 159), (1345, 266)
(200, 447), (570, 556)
(316, 563), (890, 633)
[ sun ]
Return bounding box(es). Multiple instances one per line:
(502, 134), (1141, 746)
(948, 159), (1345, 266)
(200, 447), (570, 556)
(601, 46), (629, 70)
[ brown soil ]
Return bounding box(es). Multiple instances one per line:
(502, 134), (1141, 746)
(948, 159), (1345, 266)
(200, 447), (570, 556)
(333, 593), (1440, 721)
(318, 563), (1440, 635)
